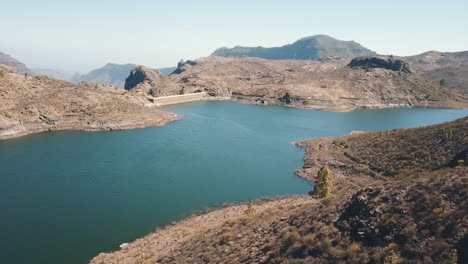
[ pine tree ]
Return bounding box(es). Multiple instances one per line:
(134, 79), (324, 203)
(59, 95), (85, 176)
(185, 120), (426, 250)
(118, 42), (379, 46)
(310, 165), (334, 198)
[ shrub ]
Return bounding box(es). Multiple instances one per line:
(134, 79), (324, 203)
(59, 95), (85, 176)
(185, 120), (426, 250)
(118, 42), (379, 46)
(384, 250), (399, 264)
(302, 234), (316, 247)
(283, 231), (301, 249)
(346, 242), (361, 255)
(244, 201), (255, 215)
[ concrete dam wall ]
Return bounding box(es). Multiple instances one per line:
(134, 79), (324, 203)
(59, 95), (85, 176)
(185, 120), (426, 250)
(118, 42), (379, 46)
(152, 92), (209, 106)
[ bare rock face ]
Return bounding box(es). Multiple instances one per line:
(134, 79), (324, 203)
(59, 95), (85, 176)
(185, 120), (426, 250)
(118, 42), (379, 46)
(348, 56), (411, 73)
(124, 66), (181, 96)
(124, 66), (165, 94)
(170, 59), (198, 75)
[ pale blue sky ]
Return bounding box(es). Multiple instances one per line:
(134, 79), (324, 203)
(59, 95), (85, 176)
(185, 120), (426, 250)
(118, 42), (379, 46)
(1, 0), (467, 73)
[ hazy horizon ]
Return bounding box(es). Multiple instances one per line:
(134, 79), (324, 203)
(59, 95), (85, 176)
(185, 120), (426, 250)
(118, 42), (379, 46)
(2, 0), (468, 73)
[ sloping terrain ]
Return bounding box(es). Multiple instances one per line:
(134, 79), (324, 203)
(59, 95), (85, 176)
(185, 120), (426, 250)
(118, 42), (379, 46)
(0, 65), (179, 140)
(90, 117), (467, 264)
(212, 35), (376, 60)
(402, 51), (468, 95)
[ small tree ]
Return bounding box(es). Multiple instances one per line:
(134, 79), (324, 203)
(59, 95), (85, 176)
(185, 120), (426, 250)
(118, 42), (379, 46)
(310, 165), (334, 198)
(445, 249), (458, 264)
(440, 79), (446, 87)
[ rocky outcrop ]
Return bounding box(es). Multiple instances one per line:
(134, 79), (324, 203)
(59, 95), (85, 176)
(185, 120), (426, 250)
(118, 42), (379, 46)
(348, 56), (411, 73)
(124, 66), (182, 96)
(212, 35), (376, 61)
(0, 68), (180, 140)
(170, 59), (198, 75)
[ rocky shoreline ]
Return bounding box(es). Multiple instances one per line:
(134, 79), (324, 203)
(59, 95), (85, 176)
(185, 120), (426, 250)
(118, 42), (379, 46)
(88, 117), (467, 263)
(0, 65), (180, 141)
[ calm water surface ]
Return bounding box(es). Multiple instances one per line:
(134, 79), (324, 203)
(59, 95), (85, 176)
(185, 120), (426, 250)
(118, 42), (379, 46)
(0, 102), (467, 264)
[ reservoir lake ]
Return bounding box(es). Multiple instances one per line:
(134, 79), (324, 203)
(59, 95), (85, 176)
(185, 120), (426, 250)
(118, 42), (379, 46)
(0, 101), (467, 264)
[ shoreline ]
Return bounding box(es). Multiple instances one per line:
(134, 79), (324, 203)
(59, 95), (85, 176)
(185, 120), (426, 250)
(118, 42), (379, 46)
(0, 113), (181, 141)
(2, 97), (466, 141)
(154, 92), (468, 112)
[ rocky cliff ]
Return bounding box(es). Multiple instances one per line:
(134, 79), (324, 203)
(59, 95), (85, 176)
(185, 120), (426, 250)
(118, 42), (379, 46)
(124, 65), (180, 96)
(0, 65), (180, 140)
(90, 117), (468, 264)
(348, 56), (411, 73)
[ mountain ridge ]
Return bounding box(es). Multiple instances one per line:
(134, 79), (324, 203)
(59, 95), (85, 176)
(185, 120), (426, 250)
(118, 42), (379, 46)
(212, 35), (376, 60)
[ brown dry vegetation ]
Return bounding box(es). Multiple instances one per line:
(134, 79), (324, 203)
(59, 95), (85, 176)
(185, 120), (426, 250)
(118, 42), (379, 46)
(90, 117), (468, 264)
(0, 65), (180, 140)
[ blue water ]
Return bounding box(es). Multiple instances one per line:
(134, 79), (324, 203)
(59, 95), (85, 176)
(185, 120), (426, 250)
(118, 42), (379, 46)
(0, 101), (466, 264)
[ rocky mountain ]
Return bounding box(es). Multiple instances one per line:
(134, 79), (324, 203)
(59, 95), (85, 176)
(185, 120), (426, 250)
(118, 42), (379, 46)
(91, 117), (467, 264)
(124, 66), (179, 96)
(0, 51), (31, 74)
(212, 35), (376, 61)
(125, 56), (467, 111)
(0, 65), (179, 140)
(75, 63), (137, 89)
(401, 51), (468, 95)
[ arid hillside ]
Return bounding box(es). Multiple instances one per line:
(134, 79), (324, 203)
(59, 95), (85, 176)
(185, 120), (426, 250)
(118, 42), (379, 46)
(90, 117), (467, 264)
(0, 65), (180, 140)
(125, 56), (468, 112)
(402, 51), (468, 95)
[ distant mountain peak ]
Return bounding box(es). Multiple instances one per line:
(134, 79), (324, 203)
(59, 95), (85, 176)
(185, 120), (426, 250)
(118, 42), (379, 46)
(211, 35), (376, 61)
